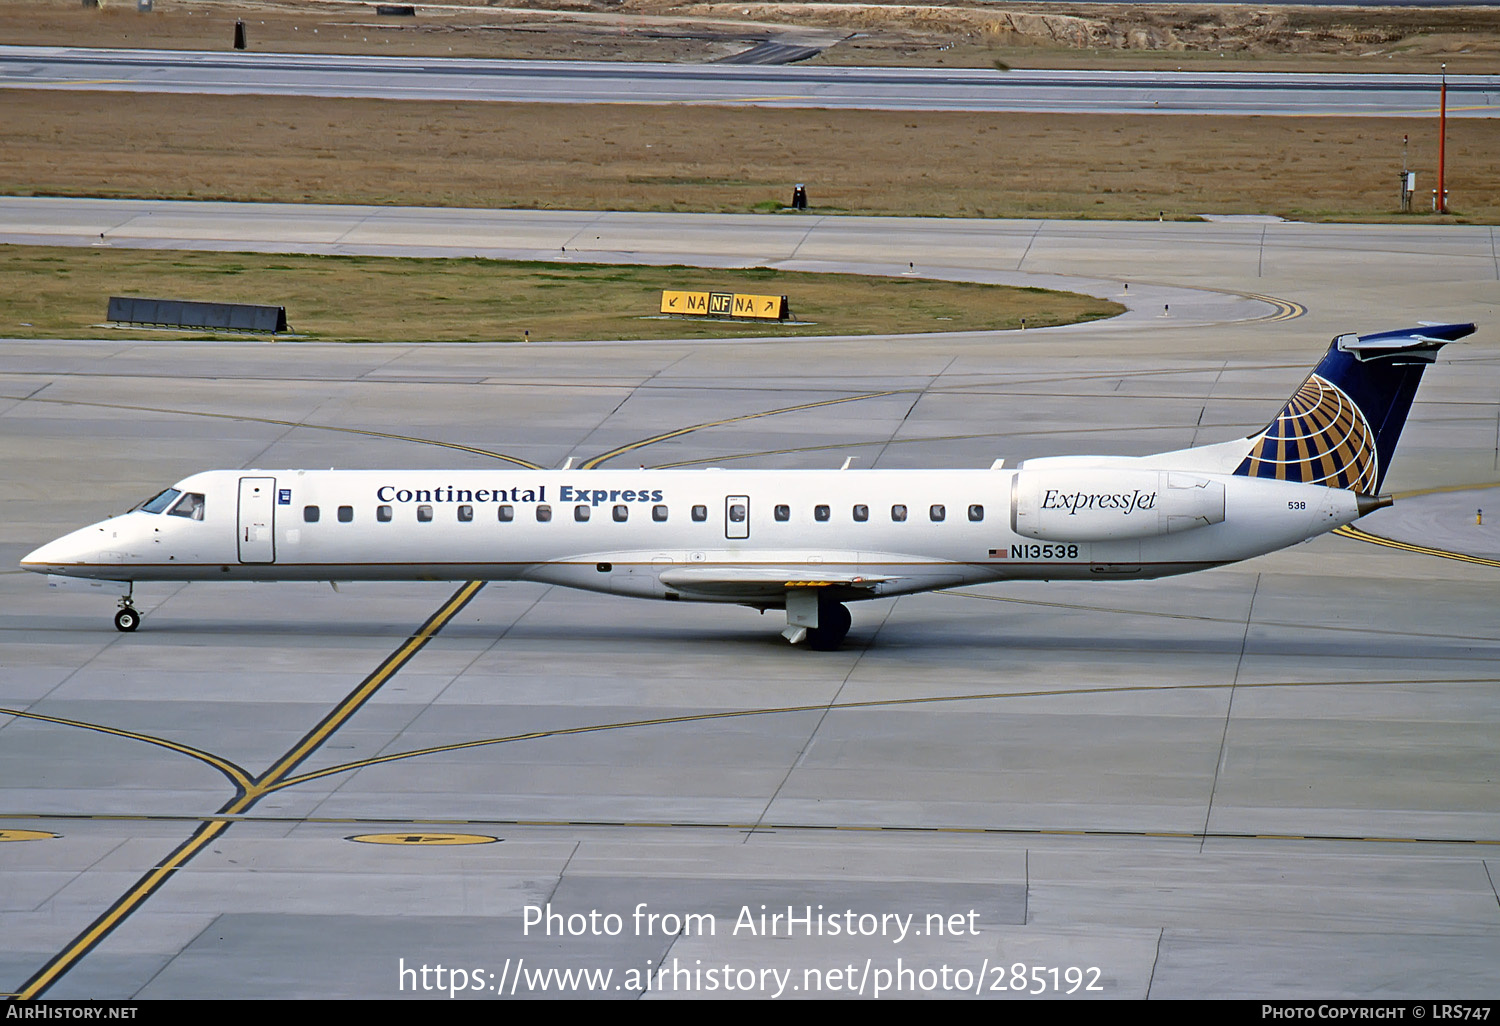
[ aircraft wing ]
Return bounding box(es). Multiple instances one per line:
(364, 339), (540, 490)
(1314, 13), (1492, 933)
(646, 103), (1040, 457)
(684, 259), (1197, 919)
(657, 567), (894, 600)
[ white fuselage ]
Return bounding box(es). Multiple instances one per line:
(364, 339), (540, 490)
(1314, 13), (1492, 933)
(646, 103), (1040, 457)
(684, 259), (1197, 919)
(22, 466), (1366, 605)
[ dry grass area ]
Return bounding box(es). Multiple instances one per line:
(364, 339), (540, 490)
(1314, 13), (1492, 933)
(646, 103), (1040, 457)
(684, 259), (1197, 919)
(4, 0), (1497, 73)
(0, 0), (754, 63)
(3, 90), (1495, 222)
(4, 2), (1494, 224)
(721, 2), (1500, 73)
(0, 246), (1122, 342)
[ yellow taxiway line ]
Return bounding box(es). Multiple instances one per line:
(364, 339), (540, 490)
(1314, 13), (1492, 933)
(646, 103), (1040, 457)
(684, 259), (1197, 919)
(12, 580), (485, 1001)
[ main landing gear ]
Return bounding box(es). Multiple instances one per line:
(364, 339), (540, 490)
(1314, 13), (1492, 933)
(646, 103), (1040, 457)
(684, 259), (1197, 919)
(114, 588), (140, 632)
(806, 600), (851, 651)
(783, 590), (851, 651)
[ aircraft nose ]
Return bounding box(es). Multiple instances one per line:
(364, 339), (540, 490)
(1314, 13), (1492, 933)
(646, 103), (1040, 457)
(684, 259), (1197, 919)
(21, 537), (72, 572)
(20, 527), (102, 574)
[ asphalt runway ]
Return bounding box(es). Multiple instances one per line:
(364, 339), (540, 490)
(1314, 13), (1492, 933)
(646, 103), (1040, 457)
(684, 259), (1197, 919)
(1, 205), (1498, 1000)
(2, 45), (1497, 116)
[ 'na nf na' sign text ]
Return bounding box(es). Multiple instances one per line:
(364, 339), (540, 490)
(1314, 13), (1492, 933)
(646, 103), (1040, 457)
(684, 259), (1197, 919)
(661, 291), (789, 321)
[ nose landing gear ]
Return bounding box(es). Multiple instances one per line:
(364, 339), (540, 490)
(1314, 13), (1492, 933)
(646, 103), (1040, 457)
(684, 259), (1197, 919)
(114, 589), (140, 632)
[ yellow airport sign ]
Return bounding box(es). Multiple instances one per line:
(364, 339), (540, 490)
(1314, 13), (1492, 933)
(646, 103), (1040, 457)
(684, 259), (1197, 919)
(661, 290), (709, 315)
(661, 291), (788, 321)
(734, 294), (784, 318)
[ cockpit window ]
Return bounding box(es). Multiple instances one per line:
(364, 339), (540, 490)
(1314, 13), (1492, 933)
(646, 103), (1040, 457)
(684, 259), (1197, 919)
(138, 488), (181, 514)
(168, 493), (206, 521)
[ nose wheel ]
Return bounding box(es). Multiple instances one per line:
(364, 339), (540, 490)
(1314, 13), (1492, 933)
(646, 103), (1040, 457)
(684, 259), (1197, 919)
(114, 598), (140, 632)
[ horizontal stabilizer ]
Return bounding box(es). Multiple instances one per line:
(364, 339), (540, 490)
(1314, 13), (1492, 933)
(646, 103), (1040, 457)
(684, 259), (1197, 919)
(1337, 322), (1474, 362)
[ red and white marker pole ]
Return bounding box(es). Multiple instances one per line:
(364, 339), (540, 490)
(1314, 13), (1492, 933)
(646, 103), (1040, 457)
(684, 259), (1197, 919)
(1437, 63), (1448, 215)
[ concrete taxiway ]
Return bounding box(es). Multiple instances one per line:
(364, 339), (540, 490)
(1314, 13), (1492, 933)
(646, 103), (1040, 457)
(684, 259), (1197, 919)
(2, 45), (1497, 116)
(1, 208), (1497, 999)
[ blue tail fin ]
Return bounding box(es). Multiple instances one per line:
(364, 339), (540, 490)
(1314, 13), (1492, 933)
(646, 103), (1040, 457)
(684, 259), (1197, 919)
(1234, 323), (1473, 493)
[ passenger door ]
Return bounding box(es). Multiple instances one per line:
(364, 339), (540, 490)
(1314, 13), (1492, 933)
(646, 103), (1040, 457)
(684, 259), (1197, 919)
(237, 477), (276, 563)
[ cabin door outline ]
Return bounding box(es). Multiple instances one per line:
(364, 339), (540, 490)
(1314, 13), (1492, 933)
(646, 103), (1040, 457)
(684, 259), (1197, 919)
(237, 477), (276, 563)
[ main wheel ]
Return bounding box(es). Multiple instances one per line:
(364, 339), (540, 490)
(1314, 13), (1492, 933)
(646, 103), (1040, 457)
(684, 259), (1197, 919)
(114, 607), (140, 632)
(806, 600), (851, 651)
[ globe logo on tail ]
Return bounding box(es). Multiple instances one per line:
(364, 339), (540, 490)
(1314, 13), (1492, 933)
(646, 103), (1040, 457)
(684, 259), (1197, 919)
(1234, 374), (1378, 492)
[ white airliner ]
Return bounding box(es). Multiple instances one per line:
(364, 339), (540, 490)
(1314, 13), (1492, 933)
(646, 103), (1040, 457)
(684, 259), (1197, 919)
(22, 323), (1473, 648)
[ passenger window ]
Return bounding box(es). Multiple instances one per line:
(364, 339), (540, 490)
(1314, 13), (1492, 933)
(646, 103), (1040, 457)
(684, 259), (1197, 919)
(458, 505), (473, 522)
(169, 493), (205, 520)
(968, 504), (984, 522)
(498, 505), (514, 522)
(536, 505), (552, 522)
(613, 505), (629, 523)
(774, 504), (790, 522)
(891, 504), (907, 522)
(575, 505), (590, 522)
(338, 505), (354, 523)
(139, 488), (181, 514)
(303, 505), (320, 523)
(417, 504), (433, 522)
(377, 505), (392, 523)
(814, 505), (830, 522)
(652, 505), (668, 523)
(930, 504), (946, 522)
(852, 504), (868, 522)
(691, 505), (707, 522)
(728, 503), (747, 523)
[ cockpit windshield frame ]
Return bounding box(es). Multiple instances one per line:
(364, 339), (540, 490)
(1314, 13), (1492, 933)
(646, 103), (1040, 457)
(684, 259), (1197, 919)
(136, 488), (182, 514)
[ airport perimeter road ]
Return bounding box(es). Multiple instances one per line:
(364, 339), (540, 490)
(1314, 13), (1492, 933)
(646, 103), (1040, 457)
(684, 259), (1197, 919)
(1, 208), (1497, 1000)
(1, 45), (1496, 115)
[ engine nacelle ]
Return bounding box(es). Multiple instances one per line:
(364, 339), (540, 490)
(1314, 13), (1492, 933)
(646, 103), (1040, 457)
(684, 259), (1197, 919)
(1011, 468), (1225, 542)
